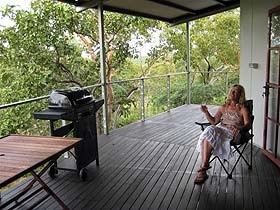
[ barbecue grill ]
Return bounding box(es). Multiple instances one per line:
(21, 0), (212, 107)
(48, 87), (93, 109)
(34, 87), (104, 181)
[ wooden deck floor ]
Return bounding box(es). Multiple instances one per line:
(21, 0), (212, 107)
(1, 104), (280, 210)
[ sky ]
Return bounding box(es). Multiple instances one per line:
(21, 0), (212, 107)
(0, 0), (31, 27)
(0, 0), (31, 9)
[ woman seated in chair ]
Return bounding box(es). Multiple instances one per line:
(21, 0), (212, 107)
(194, 84), (251, 184)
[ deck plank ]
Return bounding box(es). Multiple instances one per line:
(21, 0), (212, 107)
(1, 104), (279, 210)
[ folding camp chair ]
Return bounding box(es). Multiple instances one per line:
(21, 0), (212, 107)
(195, 100), (254, 179)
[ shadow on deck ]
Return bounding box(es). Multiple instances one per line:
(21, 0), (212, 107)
(1, 104), (280, 210)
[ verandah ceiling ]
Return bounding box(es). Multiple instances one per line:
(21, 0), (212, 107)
(59, 0), (239, 25)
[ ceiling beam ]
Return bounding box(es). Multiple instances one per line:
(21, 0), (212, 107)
(57, 0), (104, 7)
(57, 0), (240, 25)
(148, 0), (196, 14)
(212, 0), (241, 6)
(171, 1), (240, 26)
(76, 0), (104, 12)
(57, 0), (173, 22)
(102, 5), (172, 23)
(57, 0), (79, 6)
(212, 0), (226, 6)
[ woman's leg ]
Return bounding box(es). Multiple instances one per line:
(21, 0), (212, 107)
(201, 139), (213, 168)
(195, 139), (213, 184)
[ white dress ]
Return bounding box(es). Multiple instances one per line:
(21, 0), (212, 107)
(196, 110), (244, 160)
(196, 124), (233, 160)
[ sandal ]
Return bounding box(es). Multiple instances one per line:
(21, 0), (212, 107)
(194, 171), (209, 184)
(197, 165), (212, 172)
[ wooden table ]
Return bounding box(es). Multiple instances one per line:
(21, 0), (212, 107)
(0, 134), (81, 210)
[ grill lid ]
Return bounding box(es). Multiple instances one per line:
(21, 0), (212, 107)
(48, 87), (93, 109)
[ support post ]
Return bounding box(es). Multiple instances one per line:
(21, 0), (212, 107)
(186, 21), (191, 104)
(167, 75), (171, 112)
(98, 3), (109, 135)
(140, 78), (145, 121)
(226, 71), (229, 95)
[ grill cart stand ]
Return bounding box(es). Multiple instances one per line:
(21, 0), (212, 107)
(34, 99), (103, 181)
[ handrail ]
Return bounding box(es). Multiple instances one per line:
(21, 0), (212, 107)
(0, 95), (49, 110)
(0, 85), (103, 110)
(107, 70), (235, 84)
(0, 70), (237, 109)
(0, 70), (238, 133)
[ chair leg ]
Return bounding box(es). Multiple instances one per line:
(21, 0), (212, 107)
(226, 143), (252, 178)
(210, 140), (253, 179)
(216, 157), (232, 178)
(209, 155), (217, 163)
(234, 143), (252, 168)
(216, 142), (253, 179)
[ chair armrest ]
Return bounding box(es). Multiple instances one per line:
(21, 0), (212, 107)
(195, 122), (211, 131)
(231, 132), (254, 145)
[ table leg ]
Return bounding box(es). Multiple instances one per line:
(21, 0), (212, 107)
(0, 161), (54, 209)
(0, 160), (69, 210)
(30, 171), (70, 210)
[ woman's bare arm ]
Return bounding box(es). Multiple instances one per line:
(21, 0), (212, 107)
(201, 105), (224, 125)
(240, 106), (251, 131)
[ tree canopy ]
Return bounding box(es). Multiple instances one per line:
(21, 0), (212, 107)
(0, 0), (159, 135)
(0, 1), (240, 135)
(148, 9), (240, 84)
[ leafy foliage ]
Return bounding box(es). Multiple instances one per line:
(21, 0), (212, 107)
(141, 9), (240, 110)
(0, 0), (159, 135)
(0, 1), (241, 134)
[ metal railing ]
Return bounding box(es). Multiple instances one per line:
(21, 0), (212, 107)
(0, 70), (238, 135)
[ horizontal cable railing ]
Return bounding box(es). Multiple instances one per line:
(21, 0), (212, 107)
(0, 95), (49, 110)
(0, 70), (238, 135)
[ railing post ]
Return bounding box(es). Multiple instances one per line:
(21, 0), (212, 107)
(98, 3), (109, 135)
(187, 71), (191, 104)
(226, 71), (229, 95)
(167, 75), (171, 112)
(62, 120), (69, 158)
(186, 21), (191, 104)
(140, 78), (145, 121)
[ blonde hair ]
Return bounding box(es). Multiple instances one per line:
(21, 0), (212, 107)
(226, 84), (246, 106)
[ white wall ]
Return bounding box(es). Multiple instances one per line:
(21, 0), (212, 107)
(240, 0), (280, 147)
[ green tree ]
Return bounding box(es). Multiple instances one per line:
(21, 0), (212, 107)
(190, 9), (240, 85)
(0, 0), (159, 135)
(0, 1), (241, 134)
(145, 9), (240, 106)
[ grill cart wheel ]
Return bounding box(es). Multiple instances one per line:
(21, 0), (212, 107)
(79, 168), (87, 181)
(49, 165), (58, 178)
